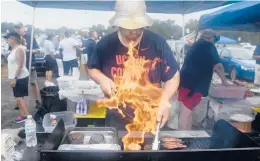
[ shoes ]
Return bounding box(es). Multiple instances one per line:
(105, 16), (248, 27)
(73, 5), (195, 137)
(14, 104), (19, 110)
(14, 116), (27, 124)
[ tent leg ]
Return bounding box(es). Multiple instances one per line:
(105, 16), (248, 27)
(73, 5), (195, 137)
(182, 14), (185, 64)
(27, 7), (36, 108)
(28, 7), (36, 82)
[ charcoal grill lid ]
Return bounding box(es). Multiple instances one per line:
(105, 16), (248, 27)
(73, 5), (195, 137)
(42, 119), (65, 150)
(211, 120), (259, 149)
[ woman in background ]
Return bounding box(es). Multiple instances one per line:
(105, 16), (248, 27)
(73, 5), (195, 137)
(5, 32), (30, 123)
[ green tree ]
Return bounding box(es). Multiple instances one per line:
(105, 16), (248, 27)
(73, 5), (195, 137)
(148, 20), (182, 39)
(185, 19), (199, 34)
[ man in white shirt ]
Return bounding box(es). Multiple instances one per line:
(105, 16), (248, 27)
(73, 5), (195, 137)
(44, 33), (56, 84)
(59, 31), (80, 75)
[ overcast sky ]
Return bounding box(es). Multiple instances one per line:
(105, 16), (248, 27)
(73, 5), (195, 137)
(1, 1), (223, 29)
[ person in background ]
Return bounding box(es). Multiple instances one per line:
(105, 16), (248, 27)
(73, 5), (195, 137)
(82, 29), (89, 41)
(253, 44), (260, 87)
(59, 31), (80, 75)
(87, 0), (180, 129)
(82, 31), (98, 65)
(178, 29), (228, 130)
(14, 22), (42, 109)
(44, 33), (57, 85)
(4, 32), (30, 123)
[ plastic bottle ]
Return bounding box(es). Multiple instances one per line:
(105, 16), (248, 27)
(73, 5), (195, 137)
(25, 115), (37, 147)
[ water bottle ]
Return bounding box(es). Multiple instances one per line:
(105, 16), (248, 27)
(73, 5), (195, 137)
(25, 115), (37, 147)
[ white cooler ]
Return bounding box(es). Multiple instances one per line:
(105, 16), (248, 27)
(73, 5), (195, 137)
(209, 84), (246, 99)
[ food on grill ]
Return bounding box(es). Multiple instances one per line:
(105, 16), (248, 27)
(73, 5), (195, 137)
(127, 143), (141, 150)
(162, 142), (187, 149)
(144, 144), (152, 150)
(68, 132), (84, 144)
(160, 137), (182, 143)
(89, 134), (106, 144)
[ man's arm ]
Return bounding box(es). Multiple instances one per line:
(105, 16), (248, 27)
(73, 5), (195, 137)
(161, 71), (180, 103)
(161, 42), (180, 100)
(86, 41), (107, 84)
(157, 42), (180, 127)
(211, 44), (228, 85)
(214, 63), (228, 84)
(87, 41), (116, 97)
(87, 68), (109, 84)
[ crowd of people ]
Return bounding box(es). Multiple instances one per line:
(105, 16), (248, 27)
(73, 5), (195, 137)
(4, 0), (260, 130)
(4, 22), (98, 124)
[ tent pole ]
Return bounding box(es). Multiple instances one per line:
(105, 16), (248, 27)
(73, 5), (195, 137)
(27, 7), (36, 108)
(28, 7), (36, 84)
(182, 14), (185, 61)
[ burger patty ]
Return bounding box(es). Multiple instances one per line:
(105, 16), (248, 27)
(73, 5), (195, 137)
(68, 132), (84, 144)
(162, 142), (187, 149)
(144, 144), (152, 150)
(160, 137), (182, 142)
(127, 143), (141, 150)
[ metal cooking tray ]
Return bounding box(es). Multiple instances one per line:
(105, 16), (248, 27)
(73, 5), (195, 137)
(58, 144), (121, 151)
(60, 127), (119, 145)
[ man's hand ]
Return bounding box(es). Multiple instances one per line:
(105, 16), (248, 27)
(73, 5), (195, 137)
(100, 77), (116, 97)
(222, 81), (230, 86)
(157, 100), (171, 128)
(9, 79), (16, 88)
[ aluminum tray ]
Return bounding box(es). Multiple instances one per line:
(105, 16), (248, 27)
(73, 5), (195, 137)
(60, 127), (119, 145)
(58, 144), (121, 151)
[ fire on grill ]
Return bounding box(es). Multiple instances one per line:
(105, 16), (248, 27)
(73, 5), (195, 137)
(95, 41), (170, 150)
(40, 120), (260, 161)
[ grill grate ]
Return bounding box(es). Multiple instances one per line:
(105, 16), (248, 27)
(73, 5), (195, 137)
(182, 138), (212, 149)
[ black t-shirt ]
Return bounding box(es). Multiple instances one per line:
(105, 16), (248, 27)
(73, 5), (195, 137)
(87, 30), (179, 84)
(180, 39), (221, 96)
(82, 39), (97, 60)
(254, 45), (260, 65)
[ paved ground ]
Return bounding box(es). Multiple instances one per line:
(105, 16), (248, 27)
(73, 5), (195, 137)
(1, 64), (87, 129)
(1, 65), (45, 129)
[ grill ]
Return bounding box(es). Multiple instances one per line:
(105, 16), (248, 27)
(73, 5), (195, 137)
(181, 138), (212, 149)
(40, 120), (260, 161)
(247, 132), (260, 144)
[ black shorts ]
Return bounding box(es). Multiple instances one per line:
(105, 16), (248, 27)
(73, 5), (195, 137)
(63, 59), (79, 74)
(13, 77), (29, 98)
(45, 55), (57, 71)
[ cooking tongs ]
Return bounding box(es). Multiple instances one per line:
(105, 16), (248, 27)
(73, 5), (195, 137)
(152, 121), (161, 150)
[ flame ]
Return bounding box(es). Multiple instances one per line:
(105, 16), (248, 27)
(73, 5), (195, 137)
(97, 42), (166, 150)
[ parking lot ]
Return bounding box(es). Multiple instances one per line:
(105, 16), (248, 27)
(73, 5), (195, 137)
(1, 65), (45, 129)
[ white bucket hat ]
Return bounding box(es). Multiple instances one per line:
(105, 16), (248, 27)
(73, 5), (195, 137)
(109, 0), (153, 30)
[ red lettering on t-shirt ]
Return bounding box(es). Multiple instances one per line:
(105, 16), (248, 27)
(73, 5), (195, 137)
(111, 67), (117, 78)
(117, 67), (123, 77)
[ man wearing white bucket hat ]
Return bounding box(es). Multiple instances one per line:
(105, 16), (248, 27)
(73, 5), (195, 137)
(87, 0), (180, 129)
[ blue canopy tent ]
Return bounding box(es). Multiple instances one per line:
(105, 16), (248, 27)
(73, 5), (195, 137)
(20, 1), (237, 14)
(198, 1), (260, 32)
(18, 0), (239, 83)
(216, 36), (238, 44)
